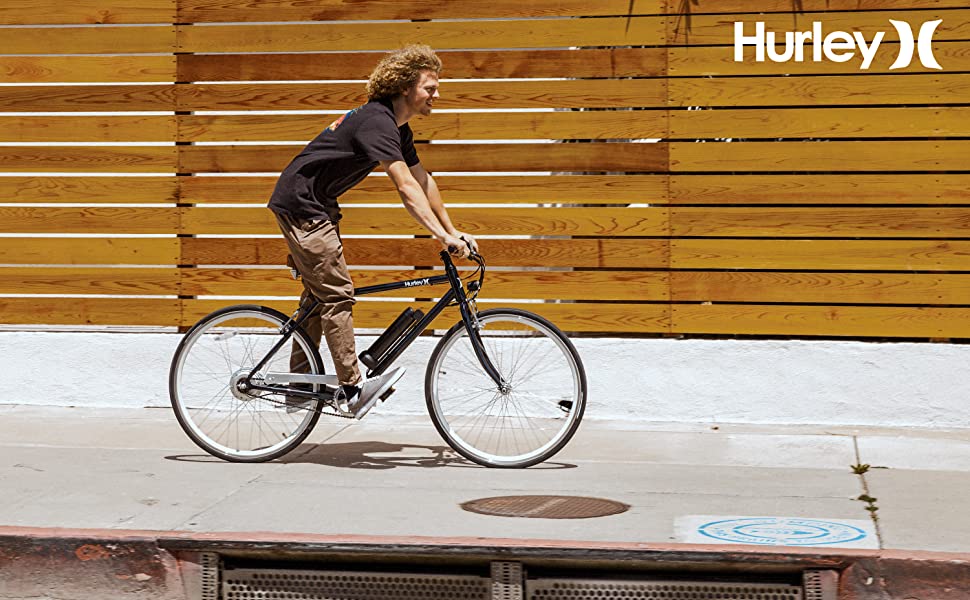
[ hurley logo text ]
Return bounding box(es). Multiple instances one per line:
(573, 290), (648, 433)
(734, 20), (943, 70)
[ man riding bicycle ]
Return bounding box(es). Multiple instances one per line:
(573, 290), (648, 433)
(267, 45), (479, 418)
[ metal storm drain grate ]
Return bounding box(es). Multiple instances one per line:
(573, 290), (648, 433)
(527, 579), (804, 600)
(222, 569), (491, 600)
(209, 561), (830, 600)
(461, 495), (630, 519)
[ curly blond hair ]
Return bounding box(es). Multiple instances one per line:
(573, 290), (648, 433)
(366, 44), (442, 101)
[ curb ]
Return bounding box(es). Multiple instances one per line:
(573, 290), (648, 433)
(2, 526), (969, 599)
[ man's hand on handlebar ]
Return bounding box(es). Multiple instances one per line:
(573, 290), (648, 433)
(453, 231), (479, 255)
(439, 231), (478, 259)
(439, 233), (470, 259)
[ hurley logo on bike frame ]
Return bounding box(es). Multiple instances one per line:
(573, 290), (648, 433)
(734, 19), (943, 70)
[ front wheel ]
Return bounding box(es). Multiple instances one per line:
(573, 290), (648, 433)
(169, 305), (325, 462)
(425, 308), (587, 468)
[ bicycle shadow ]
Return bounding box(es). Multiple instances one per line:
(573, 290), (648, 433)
(280, 441), (578, 470)
(165, 441), (577, 470)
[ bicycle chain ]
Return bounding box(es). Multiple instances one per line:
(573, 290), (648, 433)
(250, 392), (356, 420)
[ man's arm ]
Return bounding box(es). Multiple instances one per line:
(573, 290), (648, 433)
(382, 159), (468, 257)
(409, 162), (479, 254)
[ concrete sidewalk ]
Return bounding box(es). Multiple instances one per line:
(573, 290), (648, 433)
(1, 404), (968, 555)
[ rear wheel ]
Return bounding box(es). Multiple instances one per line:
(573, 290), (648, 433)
(169, 305), (324, 462)
(425, 308), (586, 468)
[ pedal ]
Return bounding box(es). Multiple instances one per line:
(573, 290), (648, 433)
(558, 400), (573, 413)
(379, 387), (397, 402)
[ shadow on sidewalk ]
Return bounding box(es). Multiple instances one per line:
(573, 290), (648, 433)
(166, 441), (577, 470)
(281, 441), (576, 470)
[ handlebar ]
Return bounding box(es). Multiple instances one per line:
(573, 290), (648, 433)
(439, 248), (485, 300)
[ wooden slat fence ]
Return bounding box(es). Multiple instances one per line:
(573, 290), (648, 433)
(1, 0), (969, 337)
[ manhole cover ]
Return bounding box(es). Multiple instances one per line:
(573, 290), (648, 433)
(461, 495), (629, 519)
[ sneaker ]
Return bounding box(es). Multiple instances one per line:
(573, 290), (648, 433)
(337, 367), (405, 419)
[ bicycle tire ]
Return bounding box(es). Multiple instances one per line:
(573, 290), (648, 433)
(169, 304), (325, 462)
(425, 308), (587, 468)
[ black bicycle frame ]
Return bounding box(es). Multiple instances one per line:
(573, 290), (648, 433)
(244, 251), (504, 397)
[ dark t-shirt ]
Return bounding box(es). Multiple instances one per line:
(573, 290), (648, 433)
(268, 99), (420, 222)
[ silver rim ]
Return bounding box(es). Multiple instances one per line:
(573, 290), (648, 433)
(172, 309), (320, 460)
(429, 312), (583, 467)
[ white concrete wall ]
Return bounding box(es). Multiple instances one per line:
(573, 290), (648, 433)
(2, 331), (967, 428)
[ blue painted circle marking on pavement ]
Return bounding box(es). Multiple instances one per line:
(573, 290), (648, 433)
(698, 517), (867, 546)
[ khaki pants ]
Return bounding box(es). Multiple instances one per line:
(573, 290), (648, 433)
(275, 212), (361, 386)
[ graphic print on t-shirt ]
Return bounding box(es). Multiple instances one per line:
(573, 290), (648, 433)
(326, 107), (359, 133)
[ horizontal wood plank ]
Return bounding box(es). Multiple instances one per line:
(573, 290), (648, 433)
(179, 108), (970, 145)
(169, 141), (970, 177)
(179, 173), (970, 206)
(670, 107), (970, 139)
(179, 111), (668, 142)
(0, 267), (179, 295)
(180, 206), (669, 236)
(0, 147), (176, 173)
(671, 207), (970, 238)
(665, 0), (969, 12)
(669, 174), (970, 205)
(0, 238), (179, 265)
(178, 143), (667, 174)
(0, 207), (178, 234)
(182, 268), (669, 301)
(0, 176), (177, 203)
(0, 56), (176, 84)
(671, 304), (970, 338)
(670, 238), (970, 272)
(3, 25), (176, 54)
(0, 0), (175, 24)
(176, 108), (970, 144)
(175, 80), (667, 111)
(177, 176), (281, 203)
(178, 175), (668, 205)
(669, 74), (970, 107)
(0, 85), (174, 112)
(668, 9), (970, 45)
(0, 298), (180, 326)
(147, 0), (924, 25)
(671, 271), (970, 304)
(181, 237), (669, 268)
(0, 116), (175, 143)
(8, 295), (967, 334)
(178, 0), (661, 22)
(177, 48), (665, 81)
(175, 17), (664, 53)
(670, 239), (970, 271)
(668, 42), (970, 76)
(669, 141), (969, 172)
(182, 299), (670, 333)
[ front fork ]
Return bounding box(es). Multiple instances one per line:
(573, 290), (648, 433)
(461, 298), (510, 391)
(441, 251), (508, 391)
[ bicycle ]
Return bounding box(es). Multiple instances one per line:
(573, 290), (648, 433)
(169, 250), (587, 468)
